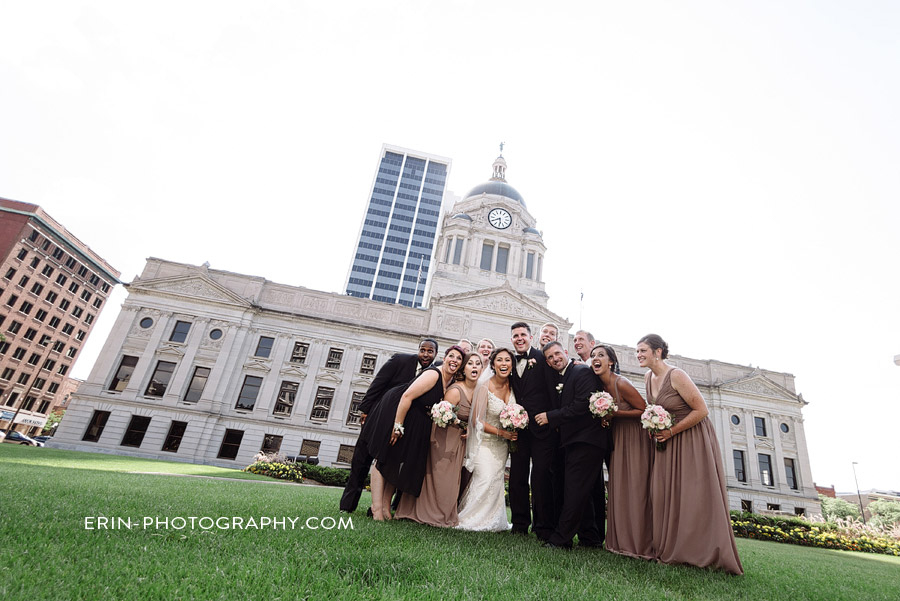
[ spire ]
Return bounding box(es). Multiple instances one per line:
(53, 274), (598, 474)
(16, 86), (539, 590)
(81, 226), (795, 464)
(491, 143), (507, 182)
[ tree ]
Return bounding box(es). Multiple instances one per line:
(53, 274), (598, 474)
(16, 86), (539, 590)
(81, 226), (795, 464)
(42, 409), (65, 434)
(868, 499), (900, 528)
(819, 494), (860, 521)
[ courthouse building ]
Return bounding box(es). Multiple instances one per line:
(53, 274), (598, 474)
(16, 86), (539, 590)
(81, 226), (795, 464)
(50, 153), (820, 515)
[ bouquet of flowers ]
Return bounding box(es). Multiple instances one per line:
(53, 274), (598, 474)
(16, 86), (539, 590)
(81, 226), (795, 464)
(641, 403), (674, 450)
(588, 391), (618, 424)
(430, 400), (459, 428)
(498, 402), (529, 452)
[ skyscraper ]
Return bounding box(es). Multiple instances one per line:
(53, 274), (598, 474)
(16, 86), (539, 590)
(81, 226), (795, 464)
(345, 144), (451, 308)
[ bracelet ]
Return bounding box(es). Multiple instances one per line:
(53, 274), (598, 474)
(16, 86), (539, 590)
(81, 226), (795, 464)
(393, 422), (405, 435)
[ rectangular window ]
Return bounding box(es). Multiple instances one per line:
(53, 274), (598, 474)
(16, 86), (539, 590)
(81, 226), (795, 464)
(23, 327), (37, 341)
(19, 275), (29, 287)
(33, 377), (46, 390)
(16, 373), (30, 385)
(261, 434), (283, 455)
(217, 429), (244, 459)
(47, 382), (59, 394)
(741, 499), (753, 513)
(3, 268), (16, 280)
(51, 247), (64, 260)
(55, 273), (67, 286)
(16, 248), (27, 260)
(35, 309), (48, 322)
(38, 334), (51, 346)
(526, 252), (535, 279)
(480, 241), (494, 270)
(336, 444), (355, 464)
(235, 375), (263, 411)
(120, 415), (152, 448)
(59, 298), (70, 311)
(42, 358), (56, 372)
(89, 274), (100, 286)
(20, 301), (34, 315)
(784, 458), (798, 490)
(310, 386), (335, 421)
(80, 290), (92, 302)
(71, 306), (83, 318)
(12, 347), (25, 360)
(169, 320), (192, 343)
(182, 366), (211, 403)
(82, 410), (111, 442)
(794, 507), (806, 517)
(161, 421), (188, 452)
(48, 316), (60, 329)
(346, 391), (365, 426)
(452, 238), (463, 265)
(66, 346), (77, 359)
(733, 450), (746, 482)
(495, 246), (509, 274)
(83, 313), (94, 325)
(52, 340), (65, 352)
(92, 297), (103, 309)
(325, 348), (343, 369)
(759, 453), (774, 486)
(766, 503), (781, 511)
(6, 294), (18, 307)
(76, 330), (86, 341)
(290, 342), (309, 364)
(273, 381), (298, 416)
(77, 265), (88, 277)
(46, 291), (58, 303)
(754, 416), (767, 437)
(6, 320), (21, 334)
(299, 439), (321, 456)
(57, 364), (69, 376)
(360, 353), (378, 375)
(27, 352), (40, 366)
(30, 282), (44, 295)
(0, 341), (9, 355)
(22, 395), (37, 411)
(444, 238), (453, 262)
(1, 367), (15, 381)
(65, 257), (77, 269)
(254, 336), (275, 358)
(37, 400), (50, 414)
(41, 264), (54, 277)
(144, 361), (177, 397)
(28, 229), (38, 242)
(61, 323), (74, 335)
(41, 239), (51, 251)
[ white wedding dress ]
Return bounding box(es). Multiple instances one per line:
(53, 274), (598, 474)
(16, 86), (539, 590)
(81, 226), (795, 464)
(456, 390), (512, 532)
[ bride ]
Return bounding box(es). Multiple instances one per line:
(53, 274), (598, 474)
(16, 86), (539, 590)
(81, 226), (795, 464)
(457, 347), (518, 532)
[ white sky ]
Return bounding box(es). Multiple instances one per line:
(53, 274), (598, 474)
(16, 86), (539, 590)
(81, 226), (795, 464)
(2, 1), (898, 493)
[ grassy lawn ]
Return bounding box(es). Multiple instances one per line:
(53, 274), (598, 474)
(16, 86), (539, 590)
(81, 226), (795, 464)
(1, 446), (898, 600)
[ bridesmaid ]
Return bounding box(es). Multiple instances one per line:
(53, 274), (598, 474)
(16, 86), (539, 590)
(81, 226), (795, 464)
(590, 344), (652, 559)
(395, 352), (483, 526)
(638, 334), (743, 575)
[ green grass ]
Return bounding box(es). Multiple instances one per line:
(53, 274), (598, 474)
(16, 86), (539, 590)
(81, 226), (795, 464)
(1, 445), (899, 600)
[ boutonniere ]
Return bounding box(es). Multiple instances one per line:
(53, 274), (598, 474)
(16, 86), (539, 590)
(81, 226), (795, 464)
(555, 383), (564, 393)
(526, 358), (536, 370)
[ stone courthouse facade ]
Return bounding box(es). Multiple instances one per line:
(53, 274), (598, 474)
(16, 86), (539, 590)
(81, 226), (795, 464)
(51, 154), (820, 516)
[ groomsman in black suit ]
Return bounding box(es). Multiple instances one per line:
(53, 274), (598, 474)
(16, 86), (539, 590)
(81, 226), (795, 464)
(508, 322), (560, 540)
(534, 341), (611, 549)
(339, 339), (438, 513)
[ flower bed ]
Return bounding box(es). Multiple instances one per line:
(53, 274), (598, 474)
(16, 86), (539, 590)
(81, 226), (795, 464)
(731, 512), (900, 556)
(243, 460), (304, 484)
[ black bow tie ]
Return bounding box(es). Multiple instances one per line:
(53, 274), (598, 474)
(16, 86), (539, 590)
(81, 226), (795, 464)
(516, 353), (529, 361)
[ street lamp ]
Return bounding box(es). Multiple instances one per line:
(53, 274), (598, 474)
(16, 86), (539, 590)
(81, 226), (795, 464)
(851, 461), (867, 525)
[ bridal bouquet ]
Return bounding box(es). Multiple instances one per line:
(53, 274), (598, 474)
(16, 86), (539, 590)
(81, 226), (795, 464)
(498, 402), (529, 452)
(588, 391), (618, 423)
(641, 403), (674, 450)
(430, 400), (459, 428)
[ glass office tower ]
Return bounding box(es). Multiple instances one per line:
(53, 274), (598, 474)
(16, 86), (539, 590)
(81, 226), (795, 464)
(345, 145), (451, 308)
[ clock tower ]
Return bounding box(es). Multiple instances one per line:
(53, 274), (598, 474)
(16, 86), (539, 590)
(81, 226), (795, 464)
(427, 152), (550, 307)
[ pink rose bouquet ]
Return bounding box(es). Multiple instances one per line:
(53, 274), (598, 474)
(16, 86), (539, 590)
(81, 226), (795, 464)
(588, 391), (618, 424)
(498, 402), (529, 452)
(430, 400), (458, 428)
(641, 403), (674, 450)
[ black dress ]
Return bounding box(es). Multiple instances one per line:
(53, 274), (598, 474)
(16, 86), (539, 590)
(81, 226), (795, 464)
(363, 366), (444, 497)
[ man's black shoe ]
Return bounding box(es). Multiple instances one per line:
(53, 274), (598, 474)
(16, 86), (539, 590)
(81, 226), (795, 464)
(510, 527), (529, 535)
(542, 541), (572, 550)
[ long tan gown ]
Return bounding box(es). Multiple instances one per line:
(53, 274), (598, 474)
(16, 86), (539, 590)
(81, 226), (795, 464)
(395, 383), (470, 527)
(606, 376), (654, 560)
(648, 369), (743, 575)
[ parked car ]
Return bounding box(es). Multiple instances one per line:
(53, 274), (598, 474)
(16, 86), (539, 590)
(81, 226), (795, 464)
(3, 431), (43, 446)
(32, 435), (53, 444)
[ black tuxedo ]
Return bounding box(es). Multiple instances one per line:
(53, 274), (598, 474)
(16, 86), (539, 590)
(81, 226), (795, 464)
(545, 364), (611, 548)
(508, 347), (562, 539)
(340, 353), (423, 512)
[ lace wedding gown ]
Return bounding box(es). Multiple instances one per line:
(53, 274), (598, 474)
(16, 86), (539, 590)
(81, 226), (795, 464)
(456, 390), (511, 532)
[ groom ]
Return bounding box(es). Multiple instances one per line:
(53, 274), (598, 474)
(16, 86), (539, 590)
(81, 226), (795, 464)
(508, 321), (560, 540)
(534, 341), (611, 549)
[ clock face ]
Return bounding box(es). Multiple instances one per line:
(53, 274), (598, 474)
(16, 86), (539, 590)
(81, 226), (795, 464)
(488, 208), (512, 229)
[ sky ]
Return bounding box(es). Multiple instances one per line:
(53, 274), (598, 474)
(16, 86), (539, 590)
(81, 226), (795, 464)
(2, 1), (898, 493)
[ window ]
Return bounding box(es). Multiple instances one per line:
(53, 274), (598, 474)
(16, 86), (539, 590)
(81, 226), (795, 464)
(346, 391), (365, 426)
(23, 327), (37, 340)
(5, 392), (19, 406)
(47, 382), (59, 394)
(3, 268), (16, 280)
(139, 317), (153, 329)
(20, 301), (34, 315)
(480, 241), (494, 270)
(733, 450), (746, 482)
(144, 361), (177, 397)
(76, 330), (86, 341)
(45, 291), (58, 304)
(6, 294), (18, 307)
(0, 367), (14, 381)
(42, 358), (56, 372)
(38, 334), (51, 346)
(360, 353), (378, 375)
(169, 320), (191, 343)
(80, 290), (92, 302)
(766, 503), (781, 511)
(120, 415), (152, 448)
(780, 423), (790, 433)
(30, 282), (44, 295)
(310, 386), (335, 421)
(62, 323), (74, 335)
(209, 329), (223, 340)
(77, 265), (88, 277)
(28, 230), (38, 242)
(18, 275), (30, 288)
(92, 297), (103, 309)
(16, 373), (30, 385)
(37, 400), (50, 414)
(89, 274), (100, 286)
(107, 355), (138, 392)
(299, 439), (321, 456)
(55, 274), (67, 286)
(217, 429), (244, 459)
(261, 434), (283, 455)
(784, 458), (798, 490)
(41, 264), (54, 277)
(0, 341), (9, 355)
(52, 341), (65, 352)
(336, 444), (355, 464)
(68, 282), (79, 294)
(235, 375), (263, 411)
(525, 251), (535, 279)
(48, 316), (60, 329)
(65, 257), (77, 269)
(57, 364), (68, 376)
(66, 346), (77, 359)
(273, 381), (298, 416)
(741, 499), (753, 513)
(41, 239), (51, 251)
(452, 238), (463, 265)
(101, 282), (111, 293)
(59, 299), (70, 311)
(12, 347), (25, 360)
(161, 421), (188, 452)
(759, 453), (774, 486)
(33, 377), (46, 390)
(22, 395), (37, 411)
(754, 416), (767, 437)
(495, 246), (509, 274)
(794, 507), (806, 517)
(7, 320), (22, 334)
(71, 306), (83, 318)
(84, 313), (94, 325)
(35, 309), (48, 322)
(16, 248), (27, 260)
(290, 342), (309, 364)
(82, 410), (111, 442)
(51, 247), (64, 260)
(27, 352), (40, 366)
(182, 366), (211, 403)
(325, 348), (343, 369)
(254, 336), (275, 358)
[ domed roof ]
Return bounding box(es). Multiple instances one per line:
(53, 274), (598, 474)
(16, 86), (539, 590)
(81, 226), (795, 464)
(523, 226), (541, 236)
(464, 181), (526, 207)
(451, 213), (473, 221)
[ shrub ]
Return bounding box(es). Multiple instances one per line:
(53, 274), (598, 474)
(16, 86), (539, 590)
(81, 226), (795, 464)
(819, 494), (861, 521)
(297, 462), (367, 487)
(243, 461), (304, 484)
